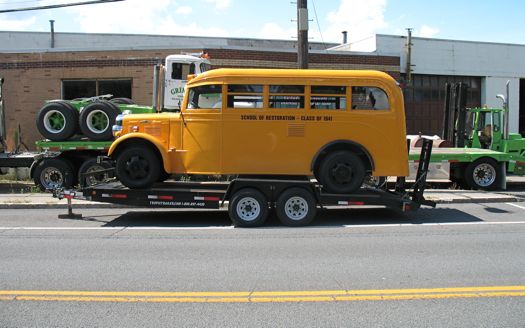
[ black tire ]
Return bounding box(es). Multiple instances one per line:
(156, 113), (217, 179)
(33, 158), (75, 191)
(318, 151), (365, 194)
(36, 102), (79, 141)
(465, 158), (501, 191)
(78, 158), (113, 187)
(111, 97), (135, 105)
(228, 188), (268, 227)
(115, 146), (160, 189)
(275, 187), (317, 227)
(79, 101), (119, 141)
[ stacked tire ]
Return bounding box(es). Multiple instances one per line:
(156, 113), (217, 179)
(33, 98), (134, 190)
(36, 98), (134, 142)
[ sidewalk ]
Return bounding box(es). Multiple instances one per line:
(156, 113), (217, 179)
(0, 179), (524, 209)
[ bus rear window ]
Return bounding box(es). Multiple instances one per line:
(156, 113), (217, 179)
(352, 87), (389, 110)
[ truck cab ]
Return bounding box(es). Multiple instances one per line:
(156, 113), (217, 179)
(164, 55), (211, 110)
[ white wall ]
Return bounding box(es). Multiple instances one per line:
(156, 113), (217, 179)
(375, 35), (525, 133)
(483, 77), (520, 133)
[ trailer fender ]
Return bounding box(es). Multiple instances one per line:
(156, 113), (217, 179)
(109, 133), (173, 172)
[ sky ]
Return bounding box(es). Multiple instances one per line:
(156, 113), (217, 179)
(1, 0), (524, 47)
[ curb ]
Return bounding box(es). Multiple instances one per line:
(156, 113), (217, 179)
(430, 196), (525, 204)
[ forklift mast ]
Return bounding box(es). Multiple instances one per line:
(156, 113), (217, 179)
(0, 77), (6, 151)
(442, 82), (469, 147)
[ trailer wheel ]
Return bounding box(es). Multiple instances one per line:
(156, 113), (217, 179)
(465, 158), (501, 191)
(115, 146), (160, 189)
(318, 151), (365, 194)
(33, 158), (75, 191)
(228, 188), (268, 227)
(78, 158), (112, 187)
(110, 97), (135, 105)
(36, 102), (78, 141)
(79, 101), (119, 141)
(275, 187), (317, 227)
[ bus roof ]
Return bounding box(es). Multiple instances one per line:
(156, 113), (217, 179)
(187, 68), (397, 86)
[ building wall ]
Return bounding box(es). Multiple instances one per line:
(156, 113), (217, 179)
(375, 34), (525, 134)
(0, 47), (400, 149)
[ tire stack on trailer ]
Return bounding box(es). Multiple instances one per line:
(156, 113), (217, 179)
(33, 97), (134, 190)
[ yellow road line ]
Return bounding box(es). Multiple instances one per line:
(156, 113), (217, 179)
(1, 286), (524, 303)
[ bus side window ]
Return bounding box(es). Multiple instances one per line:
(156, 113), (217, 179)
(351, 87), (389, 110)
(227, 84), (264, 109)
(269, 85), (304, 109)
(187, 84), (222, 109)
(310, 86), (346, 110)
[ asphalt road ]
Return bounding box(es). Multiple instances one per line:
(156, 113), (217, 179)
(1, 203), (525, 327)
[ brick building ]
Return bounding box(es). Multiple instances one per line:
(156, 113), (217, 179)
(0, 31), (400, 149)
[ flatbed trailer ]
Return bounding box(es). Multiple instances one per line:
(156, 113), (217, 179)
(408, 147), (514, 190)
(56, 139), (435, 227)
(0, 139), (112, 189)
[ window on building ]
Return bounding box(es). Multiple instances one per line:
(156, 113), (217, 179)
(311, 86), (346, 110)
(269, 85), (304, 109)
(227, 84), (264, 109)
(351, 87), (389, 110)
(62, 79), (131, 100)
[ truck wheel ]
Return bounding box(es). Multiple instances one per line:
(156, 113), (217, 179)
(115, 146), (160, 189)
(79, 101), (119, 141)
(228, 188), (268, 227)
(78, 158), (112, 187)
(275, 187), (317, 227)
(33, 158), (75, 191)
(111, 97), (135, 105)
(36, 102), (78, 141)
(465, 158), (501, 191)
(318, 151), (365, 194)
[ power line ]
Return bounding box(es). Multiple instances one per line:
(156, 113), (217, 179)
(311, 0), (327, 49)
(0, 0), (124, 13)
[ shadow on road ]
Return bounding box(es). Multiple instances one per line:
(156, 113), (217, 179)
(97, 206), (483, 228)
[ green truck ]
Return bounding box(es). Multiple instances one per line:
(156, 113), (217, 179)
(0, 55), (211, 190)
(408, 82), (525, 190)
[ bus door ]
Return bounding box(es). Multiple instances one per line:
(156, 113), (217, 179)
(181, 84), (223, 173)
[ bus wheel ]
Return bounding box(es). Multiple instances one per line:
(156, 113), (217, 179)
(33, 158), (75, 191)
(228, 188), (268, 227)
(36, 102), (78, 141)
(115, 146), (160, 189)
(465, 158), (500, 190)
(78, 158), (112, 187)
(79, 101), (119, 141)
(318, 151), (365, 194)
(275, 187), (317, 227)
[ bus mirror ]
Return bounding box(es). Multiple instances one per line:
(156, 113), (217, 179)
(187, 74), (196, 81)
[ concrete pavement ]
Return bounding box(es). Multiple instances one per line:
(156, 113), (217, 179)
(0, 175), (524, 209)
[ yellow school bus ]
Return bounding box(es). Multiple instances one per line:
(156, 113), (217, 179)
(109, 68), (409, 193)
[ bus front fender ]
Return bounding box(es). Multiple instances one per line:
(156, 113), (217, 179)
(109, 133), (173, 172)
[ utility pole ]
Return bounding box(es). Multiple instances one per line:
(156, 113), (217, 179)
(297, 0), (308, 69)
(405, 28), (413, 86)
